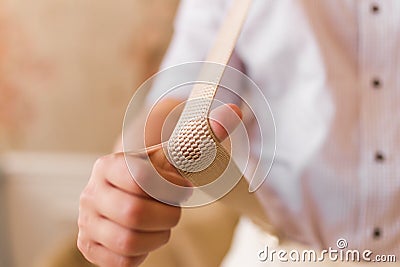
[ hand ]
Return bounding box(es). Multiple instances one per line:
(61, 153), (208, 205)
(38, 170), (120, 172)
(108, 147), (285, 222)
(77, 103), (242, 267)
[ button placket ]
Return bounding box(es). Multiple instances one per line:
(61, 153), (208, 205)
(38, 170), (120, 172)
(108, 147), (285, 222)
(356, 0), (392, 249)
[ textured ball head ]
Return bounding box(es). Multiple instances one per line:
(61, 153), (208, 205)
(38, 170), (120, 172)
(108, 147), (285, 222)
(167, 116), (217, 173)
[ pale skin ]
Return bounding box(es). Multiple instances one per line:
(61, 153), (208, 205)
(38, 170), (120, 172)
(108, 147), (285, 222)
(77, 98), (242, 267)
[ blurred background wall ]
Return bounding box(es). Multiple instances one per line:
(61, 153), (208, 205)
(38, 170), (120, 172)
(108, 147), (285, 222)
(0, 0), (179, 152)
(0, 0), (179, 266)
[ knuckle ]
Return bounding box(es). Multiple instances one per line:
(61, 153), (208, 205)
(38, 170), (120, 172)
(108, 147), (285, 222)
(77, 215), (85, 229)
(76, 234), (84, 252)
(77, 211), (90, 229)
(78, 191), (96, 221)
(77, 235), (93, 260)
(93, 155), (109, 171)
(93, 154), (119, 172)
(79, 187), (92, 207)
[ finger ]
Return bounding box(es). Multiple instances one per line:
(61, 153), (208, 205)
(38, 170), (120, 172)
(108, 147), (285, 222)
(84, 214), (171, 257)
(147, 148), (192, 187)
(92, 153), (149, 198)
(209, 103), (243, 141)
(94, 149), (192, 205)
(95, 181), (181, 231)
(77, 232), (147, 267)
(124, 152), (193, 203)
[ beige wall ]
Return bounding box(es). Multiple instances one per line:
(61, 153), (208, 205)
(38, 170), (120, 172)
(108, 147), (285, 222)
(0, 1), (180, 266)
(1, 0), (179, 153)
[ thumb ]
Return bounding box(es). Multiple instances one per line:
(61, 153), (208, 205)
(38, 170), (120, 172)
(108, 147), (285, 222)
(209, 103), (243, 142)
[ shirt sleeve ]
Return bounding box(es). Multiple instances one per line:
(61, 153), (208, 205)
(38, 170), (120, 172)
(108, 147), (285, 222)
(146, 0), (244, 105)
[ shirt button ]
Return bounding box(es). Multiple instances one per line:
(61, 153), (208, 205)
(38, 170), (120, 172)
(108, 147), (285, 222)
(371, 3), (380, 14)
(375, 151), (385, 162)
(373, 227), (382, 239)
(371, 78), (382, 89)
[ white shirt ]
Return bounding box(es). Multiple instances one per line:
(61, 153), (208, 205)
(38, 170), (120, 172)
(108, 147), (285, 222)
(149, 0), (400, 256)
